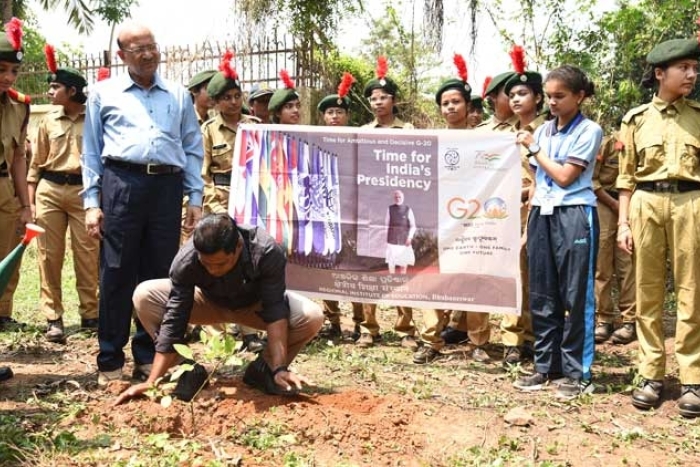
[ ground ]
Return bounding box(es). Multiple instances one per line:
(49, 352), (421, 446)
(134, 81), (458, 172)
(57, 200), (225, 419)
(1, 248), (699, 466)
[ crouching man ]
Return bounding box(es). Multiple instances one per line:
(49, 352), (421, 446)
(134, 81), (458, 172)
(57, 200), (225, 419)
(114, 213), (323, 404)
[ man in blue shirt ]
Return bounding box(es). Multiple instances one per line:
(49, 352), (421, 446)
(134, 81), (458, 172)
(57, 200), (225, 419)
(81, 22), (204, 386)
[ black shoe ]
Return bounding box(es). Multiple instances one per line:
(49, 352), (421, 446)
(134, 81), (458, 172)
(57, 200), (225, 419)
(172, 363), (209, 402)
(351, 324), (361, 342)
(243, 356), (299, 396)
(631, 379), (663, 410)
(0, 366), (13, 382)
(413, 346), (440, 364)
(0, 316), (25, 331)
(678, 385), (700, 418)
(241, 334), (265, 353)
(80, 318), (99, 332)
(132, 364), (153, 382)
(441, 326), (469, 345)
(503, 346), (522, 366)
(513, 372), (565, 391)
(46, 319), (65, 343)
(319, 323), (342, 340)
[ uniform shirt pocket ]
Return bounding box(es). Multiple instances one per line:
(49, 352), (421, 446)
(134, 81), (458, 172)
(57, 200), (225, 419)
(211, 143), (232, 169)
(681, 135), (700, 171)
(48, 128), (68, 158)
(634, 133), (664, 171)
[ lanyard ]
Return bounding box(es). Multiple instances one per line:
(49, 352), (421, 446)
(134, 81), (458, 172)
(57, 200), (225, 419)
(545, 112), (585, 187)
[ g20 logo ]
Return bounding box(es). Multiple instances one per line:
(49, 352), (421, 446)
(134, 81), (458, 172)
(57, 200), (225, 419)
(447, 197), (481, 219)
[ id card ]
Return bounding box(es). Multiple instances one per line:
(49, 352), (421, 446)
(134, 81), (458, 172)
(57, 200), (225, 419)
(540, 193), (556, 216)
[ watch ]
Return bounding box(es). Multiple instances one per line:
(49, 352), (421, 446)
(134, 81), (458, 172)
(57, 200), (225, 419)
(527, 143), (541, 155)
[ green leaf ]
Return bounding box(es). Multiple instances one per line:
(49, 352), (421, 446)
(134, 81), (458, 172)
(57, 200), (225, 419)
(173, 344), (193, 361)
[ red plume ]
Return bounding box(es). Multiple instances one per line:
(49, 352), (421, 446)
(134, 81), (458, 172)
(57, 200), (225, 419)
(44, 44), (57, 74)
(97, 67), (111, 81)
(5, 17), (22, 51)
(453, 53), (468, 82)
(280, 69), (295, 89)
(509, 45), (527, 75)
(482, 76), (492, 99)
(337, 72), (355, 99)
(376, 56), (388, 79)
(218, 49), (238, 80)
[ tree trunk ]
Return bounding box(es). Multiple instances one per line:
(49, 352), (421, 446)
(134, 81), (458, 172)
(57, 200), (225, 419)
(0, 0), (13, 24)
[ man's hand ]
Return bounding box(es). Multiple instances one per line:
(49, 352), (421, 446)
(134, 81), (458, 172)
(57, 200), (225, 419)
(617, 225), (634, 254)
(86, 207), (104, 239)
(274, 370), (312, 393)
(183, 205), (202, 235)
(113, 382), (152, 406)
(18, 206), (32, 225)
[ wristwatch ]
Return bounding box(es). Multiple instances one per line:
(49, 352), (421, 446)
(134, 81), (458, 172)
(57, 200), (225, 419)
(527, 143), (541, 155)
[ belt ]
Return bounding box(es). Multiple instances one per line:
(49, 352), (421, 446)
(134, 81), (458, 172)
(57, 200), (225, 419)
(636, 180), (700, 193)
(41, 171), (83, 186)
(605, 189), (619, 200)
(212, 172), (232, 186)
(105, 158), (183, 175)
(0, 161), (7, 177)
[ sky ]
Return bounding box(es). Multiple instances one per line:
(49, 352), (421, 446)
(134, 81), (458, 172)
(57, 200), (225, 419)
(29, 0), (611, 90)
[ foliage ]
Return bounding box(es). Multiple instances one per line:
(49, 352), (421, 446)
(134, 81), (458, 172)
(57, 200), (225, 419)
(35, 0), (138, 34)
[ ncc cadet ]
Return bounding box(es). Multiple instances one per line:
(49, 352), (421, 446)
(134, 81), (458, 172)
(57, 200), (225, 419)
(268, 70), (301, 125)
(248, 84), (274, 123)
(500, 47), (547, 365)
(357, 57), (418, 350)
(618, 37), (700, 417)
(441, 71), (518, 348)
(0, 18), (32, 331)
(28, 45), (99, 343)
(592, 119), (636, 345)
(188, 69), (217, 125)
(467, 95), (485, 128)
(414, 54), (490, 364)
(316, 72), (366, 340)
(200, 51), (265, 352)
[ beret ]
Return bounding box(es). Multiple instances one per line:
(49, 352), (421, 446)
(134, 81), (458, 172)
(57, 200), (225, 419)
(647, 38), (700, 66)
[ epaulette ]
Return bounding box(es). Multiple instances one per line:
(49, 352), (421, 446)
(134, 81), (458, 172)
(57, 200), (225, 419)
(202, 116), (217, 127)
(621, 103), (651, 124)
(685, 99), (700, 111)
(7, 88), (30, 104)
(243, 115), (262, 124)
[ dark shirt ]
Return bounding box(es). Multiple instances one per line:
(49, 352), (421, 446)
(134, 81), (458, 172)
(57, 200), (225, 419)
(155, 225), (289, 353)
(387, 204), (411, 245)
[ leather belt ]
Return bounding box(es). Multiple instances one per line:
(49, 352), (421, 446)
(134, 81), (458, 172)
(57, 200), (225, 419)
(636, 180), (700, 193)
(0, 161), (7, 177)
(212, 172), (232, 186)
(42, 170), (83, 185)
(105, 158), (183, 175)
(605, 189), (619, 200)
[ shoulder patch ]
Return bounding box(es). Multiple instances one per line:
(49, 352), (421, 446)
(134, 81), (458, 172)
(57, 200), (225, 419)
(7, 88), (31, 104)
(202, 117), (217, 127)
(621, 103), (650, 124)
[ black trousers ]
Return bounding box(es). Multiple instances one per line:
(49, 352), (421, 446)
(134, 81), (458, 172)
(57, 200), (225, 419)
(97, 164), (183, 372)
(527, 205), (598, 381)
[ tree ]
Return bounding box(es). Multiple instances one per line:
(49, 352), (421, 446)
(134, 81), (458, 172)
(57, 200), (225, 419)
(34, 0), (137, 34)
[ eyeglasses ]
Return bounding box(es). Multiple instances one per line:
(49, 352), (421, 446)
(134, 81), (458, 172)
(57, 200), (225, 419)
(121, 43), (159, 56)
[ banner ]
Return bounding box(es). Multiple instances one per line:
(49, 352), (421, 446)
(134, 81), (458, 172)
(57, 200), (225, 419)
(231, 124), (521, 315)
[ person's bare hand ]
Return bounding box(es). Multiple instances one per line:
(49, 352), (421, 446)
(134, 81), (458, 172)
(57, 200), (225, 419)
(274, 370), (311, 393)
(86, 208), (104, 240)
(113, 382), (152, 406)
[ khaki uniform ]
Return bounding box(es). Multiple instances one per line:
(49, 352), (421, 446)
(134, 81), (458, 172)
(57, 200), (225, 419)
(0, 91), (29, 318)
(618, 96), (700, 384)
(29, 107), (98, 321)
(592, 133), (635, 325)
(359, 117), (416, 337)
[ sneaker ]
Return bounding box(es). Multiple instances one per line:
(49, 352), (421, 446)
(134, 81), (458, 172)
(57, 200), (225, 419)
(594, 322), (614, 343)
(611, 323), (636, 345)
(472, 346), (491, 363)
(413, 346), (440, 364)
(242, 355), (299, 396)
(356, 333), (381, 348)
(441, 326), (469, 344)
(0, 366), (13, 382)
(97, 368), (123, 387)
(172, 363), (209, 401)
(319, 323), (342, 340)
(400, 335), (419, 351)
(241, 334), (265, 353)
(351, 324), (361, 342)
(631, 379), (663, 410)
(132, 364), (153, 382)
(514, 372), (564, 391)
(80, 318), (99, 332)
(678, 385), (700, 418)
(556, 378), (594, 399)
(45, 319), (65, 343)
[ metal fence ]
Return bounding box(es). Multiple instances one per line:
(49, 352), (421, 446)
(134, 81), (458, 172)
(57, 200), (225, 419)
(16, 34), (320, 104)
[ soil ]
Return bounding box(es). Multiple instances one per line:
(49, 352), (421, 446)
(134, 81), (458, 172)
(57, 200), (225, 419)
(1, 311), (699, 467)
